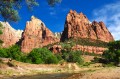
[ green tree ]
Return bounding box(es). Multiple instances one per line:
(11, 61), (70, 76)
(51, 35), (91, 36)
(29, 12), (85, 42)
(27, 48), (59, 64)
(102, 40), (120, 65)
(0, 0), (61, 22)
(61, 50), (83, 64)
(0, 23), (3, 46)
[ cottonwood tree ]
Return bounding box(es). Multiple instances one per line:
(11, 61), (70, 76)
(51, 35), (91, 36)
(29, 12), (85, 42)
(0, 0), (61, 22)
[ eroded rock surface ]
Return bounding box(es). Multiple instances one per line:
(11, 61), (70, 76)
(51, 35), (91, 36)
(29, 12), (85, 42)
(21, 16), (59, 53)
(61, 10), (114, 42)
(0, 22), (23, 47)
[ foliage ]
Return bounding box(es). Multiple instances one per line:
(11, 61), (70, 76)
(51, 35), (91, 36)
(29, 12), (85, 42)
(0, 0), (61, 22)
(0, 46), (59, 64)
(0, 45), (84, 65)
(27, 48), (59, 64)
(0, 22), (3, 46)
(102, 40), (120, 65)
(47, 0), (62, 6)
(82, 52), (101, 56)
(63, 38), (108, 48)
(0, 45), (25, 62)
(59, 50), (84, 64)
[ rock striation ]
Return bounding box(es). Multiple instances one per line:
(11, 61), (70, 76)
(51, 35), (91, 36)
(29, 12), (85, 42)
(49, 44), (107, 54)
(21, 16), (59, 53)
(72, 45), (107, 54)
(0, 22), (23, 47)
(61, 10), (114, 42)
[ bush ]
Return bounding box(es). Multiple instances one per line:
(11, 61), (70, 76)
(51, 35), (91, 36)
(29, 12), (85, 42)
(63, 38), (108, 48)
(102, 40), (120, 65)
(0, 48), (8, 57)
(26, 48), (59, 64)
(0, 45), (26, 62)
(61, 50), (83, 64)
(0, 45), (84, 65)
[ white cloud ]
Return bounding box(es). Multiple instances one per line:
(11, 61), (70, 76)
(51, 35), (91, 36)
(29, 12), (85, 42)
(92, 1), (120, 40)
(50, 11), (56, 15)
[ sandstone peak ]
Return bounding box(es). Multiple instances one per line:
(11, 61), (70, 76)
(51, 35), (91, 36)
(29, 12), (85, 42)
(0, 22), (23, 47)
(21, 16), (59, 53)
(31, 15), (36, 20)
(61, 10), (114, 42)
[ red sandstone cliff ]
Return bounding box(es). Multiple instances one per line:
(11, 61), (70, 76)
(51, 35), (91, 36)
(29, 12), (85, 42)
(0, 22), (23, 47)
(21, 16), (59, 53)
(61, 10), (114, 42)
(50, 44), (106, 54)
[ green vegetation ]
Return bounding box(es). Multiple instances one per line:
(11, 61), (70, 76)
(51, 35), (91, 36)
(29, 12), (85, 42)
(102, 40), (120, 65)
(0, 45), (25, 62)
(26, 48), (59, 64)
(0, 45), (84, 64)
(0, 23), (3, 46)
(0, 45), (59, 64)
(55, 50), (84, 64)
(63, 38), (108, 48)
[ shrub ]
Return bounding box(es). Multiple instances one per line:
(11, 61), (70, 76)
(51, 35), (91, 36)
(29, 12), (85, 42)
(0, 48), (8, 57)
(61, 50), (83, 64)
(0, 45), (26, 62)
(26, 48), (59, 64)
(102, 40), (120, 65)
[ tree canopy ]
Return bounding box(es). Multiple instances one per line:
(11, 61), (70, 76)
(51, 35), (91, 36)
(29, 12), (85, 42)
(0, 0), (62, 22)
(102, 40), (120, 65)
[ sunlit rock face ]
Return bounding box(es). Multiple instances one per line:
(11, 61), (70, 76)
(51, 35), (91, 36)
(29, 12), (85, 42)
(21, 16), (59, 53)
(61, 10), (114, 42)
(0, 22), (23, 47)
(50, 44), (107, 54)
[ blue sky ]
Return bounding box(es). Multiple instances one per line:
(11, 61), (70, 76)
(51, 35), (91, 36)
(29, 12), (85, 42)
(0, 0), (120, 40)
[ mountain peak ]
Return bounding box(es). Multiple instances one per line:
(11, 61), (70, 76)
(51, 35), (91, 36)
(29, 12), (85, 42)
(61, 10), (114, 42)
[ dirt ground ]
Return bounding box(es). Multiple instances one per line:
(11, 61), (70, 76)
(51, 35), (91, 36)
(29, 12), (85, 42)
(66, 67), (120, 79)
(0, 56), (120, 79)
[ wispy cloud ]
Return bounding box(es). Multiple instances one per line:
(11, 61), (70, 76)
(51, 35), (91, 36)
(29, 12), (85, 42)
(92, 1), (120, 40)
(49, 6), (69, 16)
(50, 11), (56, 15)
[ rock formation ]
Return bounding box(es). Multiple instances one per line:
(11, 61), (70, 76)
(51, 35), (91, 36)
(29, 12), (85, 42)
(61, 10), (114, 42)
(54, 32), (62, 38)
(21, 16), (59, 53)
(0, 22), (23, 47)
(50, 44), (106, 54)
(72, 45), (107, 54)
(49, 45), (62, 54)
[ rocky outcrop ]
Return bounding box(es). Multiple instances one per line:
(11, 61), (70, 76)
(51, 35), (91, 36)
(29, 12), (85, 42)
(0, 22), (23, 47)
(49, 45), (62, 54)
(54, 32), (62, 38)
(61, 10), (114, 42)
(21, 16), (59, 53)
(72, 45), (107, 54)
(50, 44), (106, 54)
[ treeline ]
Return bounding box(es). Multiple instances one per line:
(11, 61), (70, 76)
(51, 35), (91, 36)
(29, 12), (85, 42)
(0, 45), (83, 64)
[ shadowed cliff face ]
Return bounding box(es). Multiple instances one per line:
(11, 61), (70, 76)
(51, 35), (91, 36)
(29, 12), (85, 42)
(0, 22), (23, 47)
(61, 10), (114, 42)
(21, 16), (59, 53)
